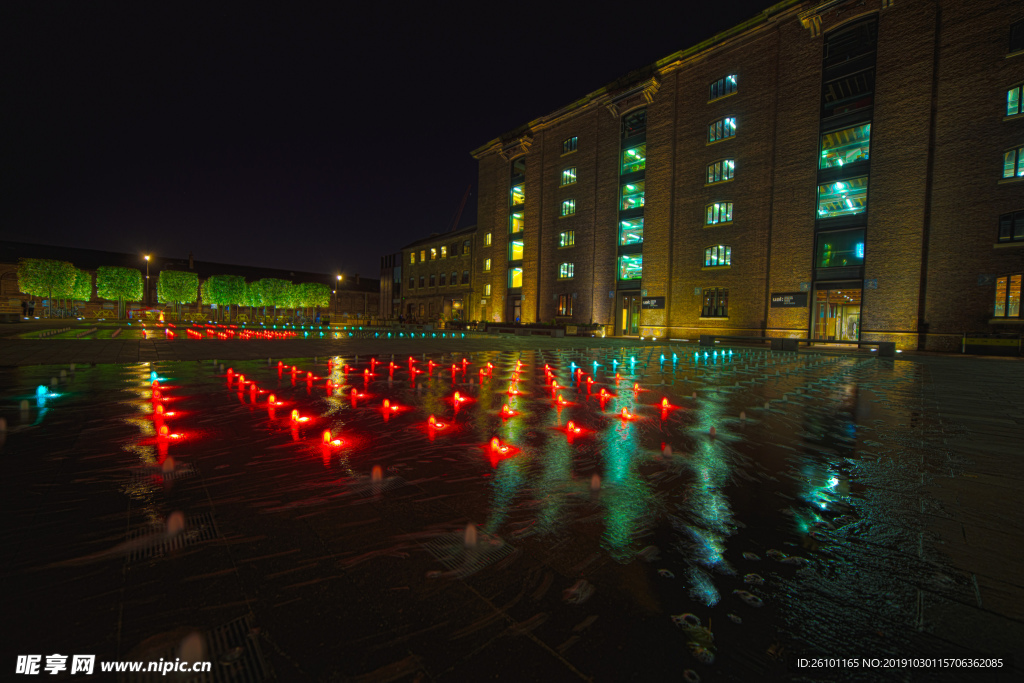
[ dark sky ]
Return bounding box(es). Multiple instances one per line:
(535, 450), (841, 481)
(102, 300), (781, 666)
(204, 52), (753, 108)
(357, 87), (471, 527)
(4, 1), (771, 279)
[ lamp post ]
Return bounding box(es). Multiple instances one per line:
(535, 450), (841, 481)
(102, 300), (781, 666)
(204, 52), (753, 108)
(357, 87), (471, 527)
(144, 255), (150, 306)
(336, 274), (342, 316)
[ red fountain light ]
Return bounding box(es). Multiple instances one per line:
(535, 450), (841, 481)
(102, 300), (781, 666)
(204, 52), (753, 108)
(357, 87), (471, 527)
(428, 414), (448, 431)
(507, 383), (522, 396)
(621, 407), (635, 421)
(291, 409), (310, 423)
(501, 404), (517, 418)
(566, 420), (583, 436)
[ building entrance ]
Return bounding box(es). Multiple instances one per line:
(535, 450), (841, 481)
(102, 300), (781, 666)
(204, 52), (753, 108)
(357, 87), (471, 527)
(617, 292), (641, 336)
(506, 295), (522, 324)
(812, 287), (861, 341)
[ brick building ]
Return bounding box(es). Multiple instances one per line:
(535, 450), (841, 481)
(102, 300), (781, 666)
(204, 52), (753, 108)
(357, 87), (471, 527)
(398, 226), (476, 323)
(470, 0), (1024, 351)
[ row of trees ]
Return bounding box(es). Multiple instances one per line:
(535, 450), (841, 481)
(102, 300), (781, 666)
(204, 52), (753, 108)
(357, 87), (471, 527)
(17, 258), (331, 321)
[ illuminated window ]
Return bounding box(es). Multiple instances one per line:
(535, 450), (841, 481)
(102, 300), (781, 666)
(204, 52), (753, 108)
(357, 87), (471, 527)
(561, 167), (577, 185)
(709, 74), (737, 100)
(559, 230), (575, 247)
(820, 123), (871, 169)
(463, 239), (471, 253)
(1009, 85), (1022, 117)
(618, 254), (642, 280)
(994, 274), (1021, 317)
(484, 232), (492, 246)
(619, 218), (644, 245)
(1003, 146), (1024, 178)
(429, 274), (435, 287)
(708, 117), (736, 143)
(510, 212), (524, 234)
(621, 144), (646, 174)
(509, 240), (523, 261)
(622, 109), (646, 139)
(462, 270), (469, 284)
(561, 199), (576, 216)
(620, 181), (645, 210)
(508, 267), (523, 288)
(563, 136), (578, 154)
(419, 276), (425, 288)
(557, 294), (573, 316)
(706, 202), (733, 225)
(998, 211), (1024, 243)
(816, 230), (866, 267)
(409, 253), (416, 264)
(484, 284), (491, 296)
(701, 287), (728, 317)
(816, 177), (868, 217)
(484, 258), (491, 272)
(559, 262), (574, 279)
(430, 248), (437, 260)
(707, 159), (735, 184)
(441, 245), (447, 258)
(510, 183), (525, 206)
(704, 245), (731, 267)
(440, 273), (446, 286)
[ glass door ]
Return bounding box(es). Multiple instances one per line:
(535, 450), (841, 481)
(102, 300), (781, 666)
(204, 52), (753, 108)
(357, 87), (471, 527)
(813, 288), (861, 341)
(506, 295), (522, 324)
(619, 293), (641, 336)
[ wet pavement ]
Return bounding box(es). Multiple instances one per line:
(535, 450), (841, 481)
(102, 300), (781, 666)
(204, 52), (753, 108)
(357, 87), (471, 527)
(1, 338), (1022, 682)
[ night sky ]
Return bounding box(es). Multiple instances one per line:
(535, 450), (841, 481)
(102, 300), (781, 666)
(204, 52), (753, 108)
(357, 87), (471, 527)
(5, 1), (770, 279)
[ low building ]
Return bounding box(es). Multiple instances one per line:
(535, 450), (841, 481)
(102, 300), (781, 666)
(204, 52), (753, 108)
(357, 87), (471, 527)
(398, 226), (476, 323)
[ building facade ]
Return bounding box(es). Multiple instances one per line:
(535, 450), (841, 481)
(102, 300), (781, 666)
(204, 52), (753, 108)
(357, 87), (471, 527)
(470, 0), (1024, 351)
(398, 226), (476, 323)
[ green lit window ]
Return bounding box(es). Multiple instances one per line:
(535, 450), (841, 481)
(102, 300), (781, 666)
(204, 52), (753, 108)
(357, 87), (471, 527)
(701, 287), (728, 317)
(704, 245), (731, 267)
(1003, 146), (1024, 178)
(618, 254), (642, 280)
(510, 183), (525, 206)
(561, 199), (576, 216)
(563, 137), (578, 154)
(708, 117), (736, 143)
(820, 123), (871, 169)
(620, 181), (645, 210)
(483, 258), (491, 272)
(559, 262), (574, 279)
(509, 240), (523, 261)
(816, 177), (868, 218)
(994, 275), (1021, 317)
(440, 273), (446, 286)
(621, 144), (646, 174)
(557, 294), (573, 316)
(619, 218), (644, 245)
(1008, 85), (1022, 117)
(709, 74), (737, 100)
(706, 202), (733, 225)
(484, 284), (492, 296)
(559, 230), (575, 247)
(999, 211), (1024, 243)
(508, 267), (523, 288)
(510, 212), (524, 234)
(816, 230), (865, 267)
(707, 159), (735, 184)
(484, 232), (492, 246)
(409, 253), (415, 264)
(561, 167), (577, 185)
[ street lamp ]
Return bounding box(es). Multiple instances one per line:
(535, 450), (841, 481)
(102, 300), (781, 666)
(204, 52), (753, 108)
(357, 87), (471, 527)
(336, 274), (342, 315)
(144, 255), (150, 305)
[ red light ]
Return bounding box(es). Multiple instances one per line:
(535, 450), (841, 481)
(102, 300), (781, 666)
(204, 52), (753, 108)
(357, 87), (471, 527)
(454, 392), (464, 403)
(428, 414), (447, 430)
(307, 372), (313, 381)
(227, 368), (233, 375)
(633, 383), (640, 392)
(567, 420), (582, 434)
(662, 397), (669, 408)
(155, 404), (164, 415)
(615, 373), (622, 382)
(323, 430), (332, 444)
(159, 425), (168, 437)
(501, 404), (517, 418)
(621, 407), (634, 421)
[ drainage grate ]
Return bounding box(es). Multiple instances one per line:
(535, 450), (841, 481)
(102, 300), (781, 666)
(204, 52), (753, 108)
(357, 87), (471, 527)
(420, 531), (516, 576)
(126, 511), (219, 563)
(121, 614), (270, 683)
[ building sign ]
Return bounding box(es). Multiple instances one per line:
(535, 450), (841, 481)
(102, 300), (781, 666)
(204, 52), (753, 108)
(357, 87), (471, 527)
(641, 297), (665, 309)
(770, 292), (808, 308)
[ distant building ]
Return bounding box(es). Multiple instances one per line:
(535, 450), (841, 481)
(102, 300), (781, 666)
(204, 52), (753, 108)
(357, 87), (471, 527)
(379, 251), (402, 319)
(469, 0), (1024, 350)
(0, 241), (379, 320)
(393, 226), (477, 323)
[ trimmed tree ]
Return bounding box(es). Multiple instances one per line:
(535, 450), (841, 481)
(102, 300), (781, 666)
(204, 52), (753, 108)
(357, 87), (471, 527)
(97, 266), (144, 319)
(257, 278), (291, 321)
(295, 282), (330, 318)
(73, 269), (92, 309)
(17, 258), (77, 318)
(243, 280), (264, 320)
(157, 270), (199, 321)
